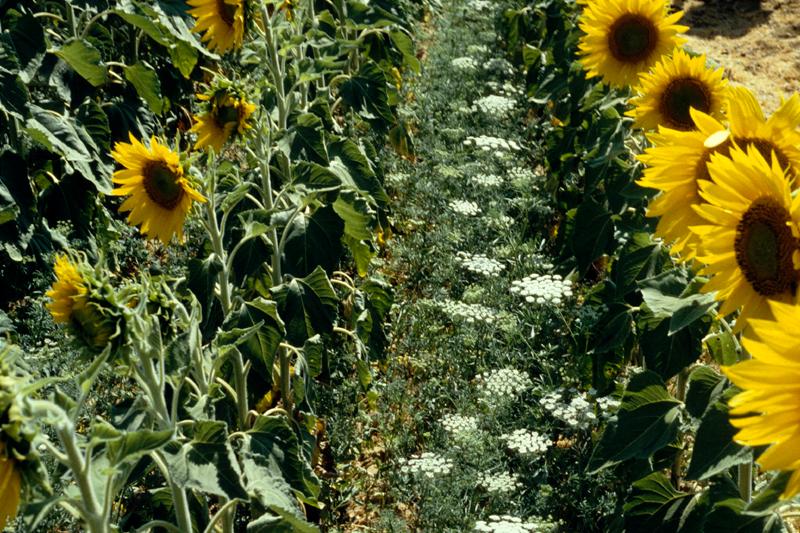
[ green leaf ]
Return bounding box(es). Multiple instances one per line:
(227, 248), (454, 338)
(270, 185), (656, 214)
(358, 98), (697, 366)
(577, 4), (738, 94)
(282, 205), (344, 277)
(245, 415), (321, 501)
(55, 40), (108, 87)
(166, 421), (248, 500)
(571, 198), (613, 274)
(592, 303), (632, 353)
(333, 189), (376, 241)
(8, 13), (46, 82)
(75, 99), (111, 153)
(289, 113), (329, 165)
(588, 370), (681, 472)
(339, 60), (394, 126)
(685, 365), (724, 419)
(706, 329), (740, 367)
(389, 29), (420, 73)
(107, 429), (174, 466)
(272, 267), (338, 345)
(123, 62), (164, 114)
(638, 309), (710, 381)
(219, 299), (286, 373)
(623, 472), (692, 531)
(686, 399), (751, 481)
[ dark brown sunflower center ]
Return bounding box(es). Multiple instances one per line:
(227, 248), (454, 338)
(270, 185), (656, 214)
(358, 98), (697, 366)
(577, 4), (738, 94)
(696, 138), (733, 182)
(608, 14), (659, 63)
(659, 78), (712, 130)
(144, 162), (184, 210)
(216, 0), (238, 27)
(214, 103), (240, 128)
(737, 138), (793, 176)
(734, 196), (798, 297)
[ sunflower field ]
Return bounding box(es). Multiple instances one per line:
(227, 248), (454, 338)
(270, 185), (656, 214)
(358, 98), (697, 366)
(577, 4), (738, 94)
(2, 0), (800, 531)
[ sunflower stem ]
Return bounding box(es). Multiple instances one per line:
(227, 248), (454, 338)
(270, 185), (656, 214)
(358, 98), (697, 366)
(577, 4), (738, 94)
(205, 166), (233, 315)
(736, 330), (753, 502)
(671, 366), (690, 488)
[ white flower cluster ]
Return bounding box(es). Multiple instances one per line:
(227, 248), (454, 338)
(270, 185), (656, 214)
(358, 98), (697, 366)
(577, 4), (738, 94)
(473, 95), (516, 117)
(501, 429), (551, 457)
(488, 213), (514, 231)
(465, 0), (493, 11)
(541, 389), (615, 430)
(510, 273), (573, 306)
(456, 252), (505, 277)
(486, 80), (525, 97)
(474, 515), (548, 533)
(470, 173), (504, 188)
(400, 452), (454, 478)
(476, 368), (532, 406)
(439, 300), (499, 325)
(452, 56), (479, 72)
(463, 136), (522, 155)
(467, 44), (489, 56)
(484, 57), (515, 77)
(449, 199), (482, 216)
(478, 471), (521, 494)
(594, 393), (621, 416)
(507, 166), (538, 185)
(441, 413), (480, 442)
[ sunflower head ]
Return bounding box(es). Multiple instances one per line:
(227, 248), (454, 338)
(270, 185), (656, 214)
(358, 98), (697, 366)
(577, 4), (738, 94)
(723, 300), (800, 499)
(110, 134), (206, 245)
(187, 0), (247, 54)
(578, 0), (687, 88)
(724, 86), (800, 179)
(46, 254), (119, 351)
(629, 48), (728, 131)
(636, 108), (729, 260)
(191, 85), (257, 152)
(692, 145), (800, 330)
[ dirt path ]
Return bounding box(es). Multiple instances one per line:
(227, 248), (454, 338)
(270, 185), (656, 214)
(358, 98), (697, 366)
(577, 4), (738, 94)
(676, 0), (800, 113)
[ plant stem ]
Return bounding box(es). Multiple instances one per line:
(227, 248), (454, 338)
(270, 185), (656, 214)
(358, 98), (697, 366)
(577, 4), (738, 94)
(232, 348), (249, 430)
(58, 424), (109, 533)
(205, 171), (233, 315)
(671, 366), (690, 488)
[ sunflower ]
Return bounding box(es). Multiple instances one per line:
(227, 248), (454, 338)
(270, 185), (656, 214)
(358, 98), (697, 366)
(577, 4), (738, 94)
(578, 0), (687, 88)
(691, 145), (800, 330)
(110, 134), (206, 245)
(0, 442), (20, 530)
(637, 108), (728, 260)
(187, 0), (245, 54)
(723, 300), (800, 499)
(191, 90), (257, 152)
(46, 255), (88, 324)
(629, 48), (727, 131)
(723, 86), (800, 179)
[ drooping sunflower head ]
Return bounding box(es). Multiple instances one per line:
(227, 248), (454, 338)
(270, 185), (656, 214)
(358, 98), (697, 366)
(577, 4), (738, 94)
(723, 300), (800, 499)
(191, 86), (257, 152)
(46, 254), (88, 325)
(629, 48), (728, 131)
(578, 0), (687, 88)
(725, 85), (800, 179)
(0, 440), (21, 530)
(636, 108), (728, 260)
(187, 0), (246, 54)
(45, 255), (119, 350)
(110, 134), (206, 245)
(691, 144), (800, 330)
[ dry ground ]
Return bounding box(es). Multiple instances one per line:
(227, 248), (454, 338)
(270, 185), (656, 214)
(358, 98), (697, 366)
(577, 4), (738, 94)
(675, 0), (800, 113)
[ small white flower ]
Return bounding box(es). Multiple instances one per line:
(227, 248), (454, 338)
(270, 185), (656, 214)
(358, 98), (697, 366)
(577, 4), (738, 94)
(510, 274), (574, 306)
(470, 174), (504, 188)
(473, 95), (517, 117)
(449, 200), (482, 216)
(474, 514), (559, 533)
(441, 413), (481, 443)
(456, 252), (505, 277)
(478, 471), (521, 494)
(476, 368), (532, 407)
(452, 56), (479, 72)
(501, 429), (551, 457)
(400, 452), (454, 478)
(463, 136), (523, 156)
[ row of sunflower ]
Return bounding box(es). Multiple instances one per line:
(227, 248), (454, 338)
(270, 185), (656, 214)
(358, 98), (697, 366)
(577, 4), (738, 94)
(0, 0), (421, 530)
(504, 0), (800, 529)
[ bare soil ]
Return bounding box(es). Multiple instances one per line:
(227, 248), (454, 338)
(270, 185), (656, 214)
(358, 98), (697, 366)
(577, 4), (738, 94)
(675, 0), (800, 113)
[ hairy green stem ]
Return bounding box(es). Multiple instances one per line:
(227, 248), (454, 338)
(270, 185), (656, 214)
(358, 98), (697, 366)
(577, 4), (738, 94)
(232, 348), (249, 430)
(58, 424), (109, 533)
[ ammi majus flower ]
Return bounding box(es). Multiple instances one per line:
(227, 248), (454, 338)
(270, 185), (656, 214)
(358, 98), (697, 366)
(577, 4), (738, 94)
(110, 134), (205, 245)
(187, 0), (246, 54)
(629, 48), (727, 131)
(578, 0), (687, 88)
(692, 145), (800, 330)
